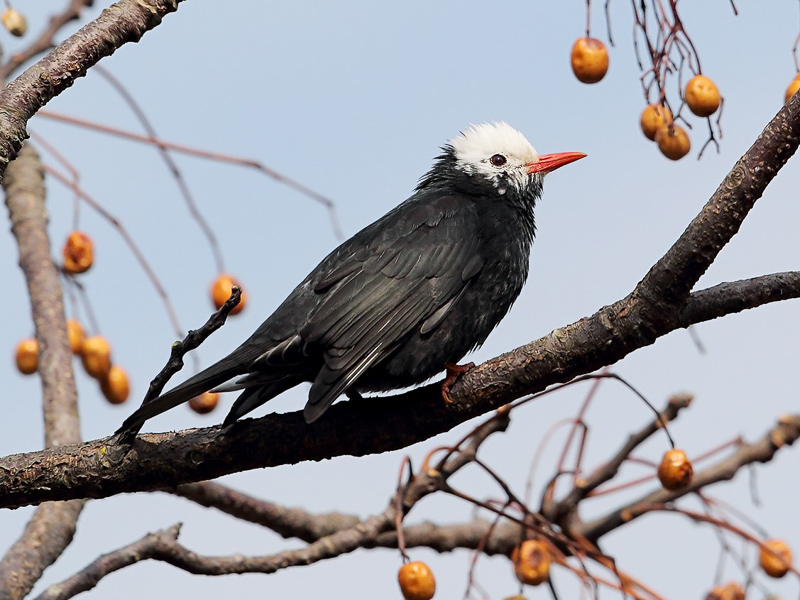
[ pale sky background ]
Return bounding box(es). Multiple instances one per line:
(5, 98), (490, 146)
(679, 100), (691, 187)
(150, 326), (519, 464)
(2, 2), (800, 599)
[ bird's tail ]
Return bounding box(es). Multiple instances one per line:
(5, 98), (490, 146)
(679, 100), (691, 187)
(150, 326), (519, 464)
(116, 354), (247, 438)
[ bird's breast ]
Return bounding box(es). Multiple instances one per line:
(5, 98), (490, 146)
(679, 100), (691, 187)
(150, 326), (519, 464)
(358, 205), (534, 391)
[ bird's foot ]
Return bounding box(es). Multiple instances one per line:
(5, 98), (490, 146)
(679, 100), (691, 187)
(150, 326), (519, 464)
(441, 361), (475, 404)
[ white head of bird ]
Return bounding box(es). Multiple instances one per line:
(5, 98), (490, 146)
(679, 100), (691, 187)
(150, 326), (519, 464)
(447, 122), (585, 196)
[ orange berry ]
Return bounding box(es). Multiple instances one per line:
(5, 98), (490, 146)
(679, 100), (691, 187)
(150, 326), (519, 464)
(397, 561), (436, 600)
(189, 391), (219, 414)
(62, 231), (94, 274)
(705, 582), (744, 600)
(760, 538), (792, 578)
(15, 338), (38, 375)
(685, 75), (721, 117)
(80, 335), (112, 379)
(2, 8), (27, 36)
(785, 74), (800, 103)
(570, 37), (609, 84)
(657, 448), (693, 491)
(655, 124), (691, 161)
(511, 539), (550, 586)
(100, 365), (130, 405)
(66, 320), (85, 354)
(210, 274), (246, 315)
(640, 104), (673, 141)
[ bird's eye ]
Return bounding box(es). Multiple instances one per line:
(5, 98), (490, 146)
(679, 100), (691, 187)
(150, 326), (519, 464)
(489, 154), (507, 167)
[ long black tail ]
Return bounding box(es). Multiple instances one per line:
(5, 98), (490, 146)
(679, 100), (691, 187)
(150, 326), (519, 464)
(116, 354), (247, 438)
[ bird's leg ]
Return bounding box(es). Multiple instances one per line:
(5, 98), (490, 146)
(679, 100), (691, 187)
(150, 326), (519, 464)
(441, 361), (475, 404)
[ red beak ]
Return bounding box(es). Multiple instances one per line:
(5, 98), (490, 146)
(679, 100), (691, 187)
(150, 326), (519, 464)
(526, 151), (586, 175)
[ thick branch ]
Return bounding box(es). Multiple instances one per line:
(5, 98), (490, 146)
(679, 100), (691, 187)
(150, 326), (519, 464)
(0, 0), (94, 83)
(36, 415), (509, 598)
(678, 272), (800, 326)
(444, 92), (800, 416)
(1, 261), (799, 510)
(0, 54), (799, 510)
(0, 264), (798, 510)
(0, 146), (85, 599)
(0, 0), (184, 177)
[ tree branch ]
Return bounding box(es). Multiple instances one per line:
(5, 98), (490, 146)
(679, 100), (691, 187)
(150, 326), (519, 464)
(1, 266), (799, 510)
(0, 260), (799, 510)
(34, 517), (521, 600)
(0, 0), (184, 177)
(0, 0), (94, 83)
(577, 414), (800, 543)
(542, 393), (693, 528)
(36, 413), (511, 599)
(0, 28), (798, 511)
(678, 272), (800, 326)
(174, 482), (360, 543)
(0, 145), (85, 599)
(0, 1), (188, 594)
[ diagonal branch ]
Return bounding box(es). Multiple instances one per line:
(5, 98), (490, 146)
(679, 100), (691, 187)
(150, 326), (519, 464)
(577, 414), (800, 543)
(35, 412), (510, 599)
(0, 33), (798, 510)
(0, 0), (185, 177)
(0, 256), (799, 510)
(636, 101), (800, 308)
(0, 0), (94, 83)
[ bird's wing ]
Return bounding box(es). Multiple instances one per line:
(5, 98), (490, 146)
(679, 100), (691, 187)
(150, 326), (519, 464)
(118, 195), (485, 436)
(299, 195), (484, 422)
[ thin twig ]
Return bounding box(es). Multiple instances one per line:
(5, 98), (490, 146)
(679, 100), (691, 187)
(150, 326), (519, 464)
(37, 109), (346, 240)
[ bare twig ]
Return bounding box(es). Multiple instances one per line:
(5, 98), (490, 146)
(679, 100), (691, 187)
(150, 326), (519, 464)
(92, 64), (226, 272)
(45, 165), (185, 339)
(174, 481), (360, 542)
(36, 109), (345, 240)
(116, 287), (242, 442)
(543, 393), (692, 528)
(579, 414), (800, 542)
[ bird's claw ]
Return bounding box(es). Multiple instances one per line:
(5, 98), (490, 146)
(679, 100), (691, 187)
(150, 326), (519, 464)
(441, 361), (475, 404)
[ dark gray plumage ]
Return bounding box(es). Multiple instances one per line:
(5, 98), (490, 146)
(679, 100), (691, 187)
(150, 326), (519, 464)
(118, 122), (584, 435)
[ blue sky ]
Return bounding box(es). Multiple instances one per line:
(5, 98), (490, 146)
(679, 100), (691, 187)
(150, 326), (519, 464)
(2, 1), (799, 598)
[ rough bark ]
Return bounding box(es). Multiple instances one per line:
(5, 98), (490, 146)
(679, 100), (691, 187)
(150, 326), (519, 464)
(0, 146), (85, 600)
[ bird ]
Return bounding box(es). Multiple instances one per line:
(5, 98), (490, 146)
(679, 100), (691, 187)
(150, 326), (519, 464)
(117, 122), (584, 436)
